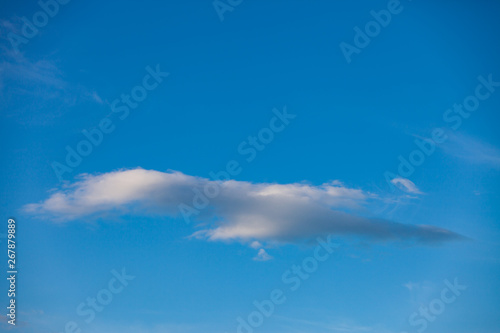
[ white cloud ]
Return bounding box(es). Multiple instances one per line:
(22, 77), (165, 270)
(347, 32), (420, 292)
(25, 168), (464, 245)
(250, 241), (262, 249)
(253, 248), (273, 261)
(390, 177), (423, 194)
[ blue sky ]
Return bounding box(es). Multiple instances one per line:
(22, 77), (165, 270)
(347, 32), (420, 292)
(1, 0), (500, 332)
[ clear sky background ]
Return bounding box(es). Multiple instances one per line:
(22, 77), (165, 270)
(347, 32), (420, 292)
(1, 0), (500, 332)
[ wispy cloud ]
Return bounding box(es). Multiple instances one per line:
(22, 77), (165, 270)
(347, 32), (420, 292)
(0, 42), (103, 124)
(24, 168), (464, 246)
(442, 132), (500, 168)
(390, 177), (423, 195)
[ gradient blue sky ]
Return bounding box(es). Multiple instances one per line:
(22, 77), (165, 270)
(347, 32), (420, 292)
(1, 0), (500, 332)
